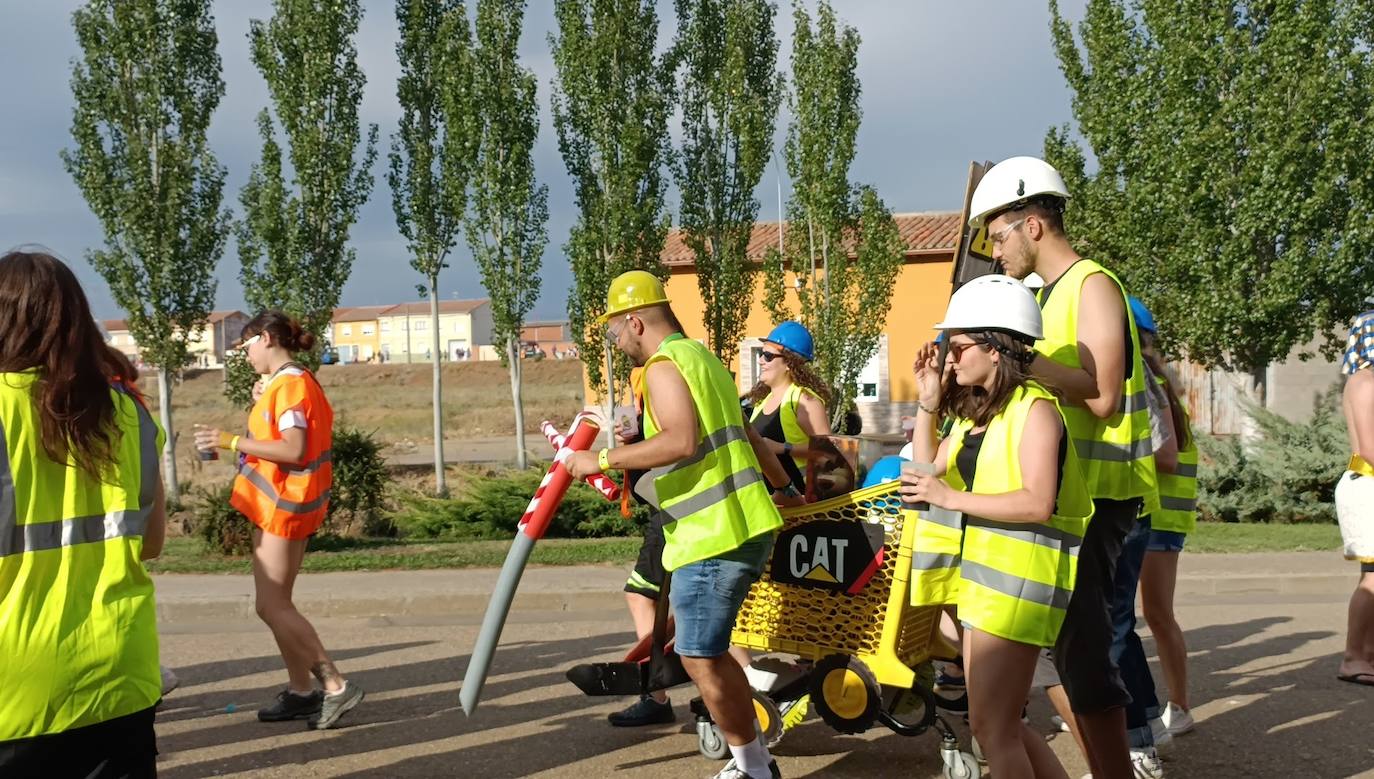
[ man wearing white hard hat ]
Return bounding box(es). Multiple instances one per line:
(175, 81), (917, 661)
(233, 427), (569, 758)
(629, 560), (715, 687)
(969, 157), (1161, 778)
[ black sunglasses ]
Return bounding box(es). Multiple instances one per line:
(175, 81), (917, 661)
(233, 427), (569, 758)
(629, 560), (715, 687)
(759, 350), (784, 363)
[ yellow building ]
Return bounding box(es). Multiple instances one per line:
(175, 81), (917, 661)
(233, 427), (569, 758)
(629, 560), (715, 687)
(376, 299), (494, 363)
(330, 305), (393, 363)
(590, 211), (960, 433)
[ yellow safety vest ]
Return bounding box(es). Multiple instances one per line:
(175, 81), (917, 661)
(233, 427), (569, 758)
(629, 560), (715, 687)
(912, 383), (1094, 648)
(1036, 260), (1157, 506)
(644, 334), (783, 571)
(0, 371), (163, 740)
(749, 382), (818, 474)
(1153, 390), (1198, 534)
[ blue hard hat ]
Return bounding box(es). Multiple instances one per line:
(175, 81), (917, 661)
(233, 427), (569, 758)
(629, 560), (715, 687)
(764, 321), (815, 362)
(862, 455), (907, 488)
(1128, 296), (1157, 334)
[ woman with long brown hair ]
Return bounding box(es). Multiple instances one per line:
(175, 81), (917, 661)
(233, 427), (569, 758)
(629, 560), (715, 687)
(745, 321), (833, 498)
(194, 311), (363, 729)
(903, 275), (1092, 779)
(0, 249), (167, 777)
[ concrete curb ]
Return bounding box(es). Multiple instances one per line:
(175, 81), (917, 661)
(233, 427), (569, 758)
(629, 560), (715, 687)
(156, 590), (628, 623)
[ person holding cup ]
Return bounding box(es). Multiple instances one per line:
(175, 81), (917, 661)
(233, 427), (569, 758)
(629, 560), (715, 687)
(194, 310), (363, 730)
(902, 275), (1093, 779)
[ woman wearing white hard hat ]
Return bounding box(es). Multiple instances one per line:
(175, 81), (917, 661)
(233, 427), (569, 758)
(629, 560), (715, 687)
(902, 275), (1092, 779)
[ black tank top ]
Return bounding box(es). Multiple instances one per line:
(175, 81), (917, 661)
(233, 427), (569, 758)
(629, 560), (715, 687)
(751, 404), (806, 492)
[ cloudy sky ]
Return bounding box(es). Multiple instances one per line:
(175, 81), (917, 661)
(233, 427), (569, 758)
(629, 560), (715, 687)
(0, 0), (1087, 321)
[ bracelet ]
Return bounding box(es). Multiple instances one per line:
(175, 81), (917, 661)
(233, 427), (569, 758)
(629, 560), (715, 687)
(918, 402), (938, 414)
(217, 431), (237, 450)
(782, 442), (793, 457)
(597, 447), (611, 472)
(229, 435), (240, 453)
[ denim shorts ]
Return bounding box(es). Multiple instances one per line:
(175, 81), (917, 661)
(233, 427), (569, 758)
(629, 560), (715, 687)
(1146, 529), (1187, 553)
(669, 535), (773, 658)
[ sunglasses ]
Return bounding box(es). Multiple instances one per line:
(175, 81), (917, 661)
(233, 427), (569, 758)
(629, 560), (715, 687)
(948, 338), (989, 362)
(235, 333), (263, 351)
(759, 350), (785, 363)
(989, 217), (1027, 248)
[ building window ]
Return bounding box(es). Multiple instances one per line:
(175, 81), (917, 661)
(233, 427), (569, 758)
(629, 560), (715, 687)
(414, 319), (427, 331)
(341, 324), (352, 336)
(381, 321), (391, 333)
(361, 324), (375, 336)
(854, 336), (885, 404)
(454, 320), (465, 333)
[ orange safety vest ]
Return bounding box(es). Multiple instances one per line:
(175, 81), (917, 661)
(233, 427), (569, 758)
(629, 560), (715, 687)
(230, 364), (333, 539)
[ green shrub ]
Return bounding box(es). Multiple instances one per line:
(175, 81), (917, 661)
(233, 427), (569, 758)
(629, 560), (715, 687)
(1197, 386), (1346, 524)
(186, 482), (254, 555)
(396, 463), (650, 540)
(326, 425), (391, 536)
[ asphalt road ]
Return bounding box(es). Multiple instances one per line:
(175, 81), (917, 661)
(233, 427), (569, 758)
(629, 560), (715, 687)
(155, 590), (1374, 778)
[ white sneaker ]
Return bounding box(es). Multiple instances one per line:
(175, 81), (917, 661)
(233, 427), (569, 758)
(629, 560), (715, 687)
(159, 665), (180, 696)
(1131, 747), (1165, 779)
(1161, 701), (1195, 736)
(1148, 716), (1174, 749)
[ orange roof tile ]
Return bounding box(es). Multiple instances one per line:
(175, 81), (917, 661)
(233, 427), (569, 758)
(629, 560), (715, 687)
(380, 299), (489, 317)
(661, 211), (960, 269)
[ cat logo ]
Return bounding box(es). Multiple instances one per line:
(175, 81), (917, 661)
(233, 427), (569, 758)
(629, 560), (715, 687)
(770, 520), (885, 595)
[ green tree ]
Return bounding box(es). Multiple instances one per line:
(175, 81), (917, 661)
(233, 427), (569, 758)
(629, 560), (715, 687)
(237, 0), (380, 361)
(671, 0), (783, 362)
(465, 0), (549, 469)
(63, 0), (231, 505)
(389, 0), (478, 494)
(1045, 0), (1374, 377)
(761, 1), (903, 427)
(550, 0), (673, 409)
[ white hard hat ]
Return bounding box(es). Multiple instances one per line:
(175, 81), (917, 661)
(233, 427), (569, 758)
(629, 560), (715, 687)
(1023, 272), (1045, 289)
(935, 274), (1043, 341)
(968, 156), (1071, 229)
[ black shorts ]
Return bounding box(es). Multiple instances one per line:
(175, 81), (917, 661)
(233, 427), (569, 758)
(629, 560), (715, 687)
(1053, 497), (1139, 714)
(0, 705), (157, 778)
(1363, 561), (1374, 574)
(624, 511), (670, 599)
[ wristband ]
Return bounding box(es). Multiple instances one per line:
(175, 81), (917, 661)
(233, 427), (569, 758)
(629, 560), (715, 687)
(230, 435), (240, 453)
(918, 402), (938, 415)
(218, 431), (237, 450)
(782, 442), (793, 457)
(597, 447), (611, 472)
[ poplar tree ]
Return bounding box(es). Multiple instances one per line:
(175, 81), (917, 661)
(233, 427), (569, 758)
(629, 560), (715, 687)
(1045, 0), (1374, 376)
(761, 1), (903, 426)
(550, 0), (673, 404)
(389, 0), (478, 494)
(237, 0), (379, 357)
(63, 0), (231, 505)
(671, 0), (783, 362)
(466, 0), (549, 469)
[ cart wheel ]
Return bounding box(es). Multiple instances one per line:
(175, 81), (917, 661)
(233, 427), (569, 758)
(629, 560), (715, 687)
(941, 751), (981, 779)
(752, 690), (785, 749)
(696, 720), (730, 760)
(809, 654), (881, 735)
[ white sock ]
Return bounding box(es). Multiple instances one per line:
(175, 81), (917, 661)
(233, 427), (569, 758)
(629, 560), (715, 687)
(729, 737), (771, 777)
(325, 681), (348, 697)
(288, 687), (314, 697)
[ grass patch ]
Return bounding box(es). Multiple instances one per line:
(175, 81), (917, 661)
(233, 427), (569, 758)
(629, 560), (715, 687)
(147, 534), (639, 574)
(1186, 521), (1342, 553)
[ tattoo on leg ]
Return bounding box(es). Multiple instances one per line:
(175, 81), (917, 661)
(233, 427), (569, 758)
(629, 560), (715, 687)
(311, 660), (343, 687)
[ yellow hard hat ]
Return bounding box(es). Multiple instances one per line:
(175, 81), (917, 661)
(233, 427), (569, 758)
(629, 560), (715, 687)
(598, 270), (669, 324)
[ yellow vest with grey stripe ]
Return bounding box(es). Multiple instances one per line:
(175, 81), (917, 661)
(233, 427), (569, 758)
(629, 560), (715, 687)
(914, 383), (1094, 647)
(0, 371), (163, 740)
(642, 335), (783, 571)
(1036, 260), (1157, 507)
(749, 382), (818, 475)
(1152, 394), (1198, 534)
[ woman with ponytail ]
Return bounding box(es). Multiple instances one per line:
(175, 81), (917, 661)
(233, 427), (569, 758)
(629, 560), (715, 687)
(194, 310), (363, 729)
(745, 321), (833, 499)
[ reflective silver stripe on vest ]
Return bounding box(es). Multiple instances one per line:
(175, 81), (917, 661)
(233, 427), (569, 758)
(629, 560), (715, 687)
(1072, 436), (1155, 464)
(1173, 462), (1198, 478)
(669, 426), (749, 475)
(239, 465), (332, 515)
(1159, 495), (1196, 512)
(284, 449), (333, 475)
(1119, 389), (1147, 415)
(0, 402), (159, 558)
(918, 506), (963, 530)
(961, 559), (1073, 611)
(661, 467), (763, 522)
(966, 516), (1083, 556)
(911, 551), (961, 571)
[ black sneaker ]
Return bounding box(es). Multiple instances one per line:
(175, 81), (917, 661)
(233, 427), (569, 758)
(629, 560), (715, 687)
(258, 689), (323, 722)
(608, 695), (675, 727)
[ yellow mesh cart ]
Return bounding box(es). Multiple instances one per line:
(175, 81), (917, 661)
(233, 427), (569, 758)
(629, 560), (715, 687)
(696, 483), (981, 779)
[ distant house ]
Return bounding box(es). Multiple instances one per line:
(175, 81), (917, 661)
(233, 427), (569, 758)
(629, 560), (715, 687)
(102, 319), (138, 361)
(100, 310), (249, 369)
(520, 320), (575, 359)
(376, 299), (494, 363)
(329, 305), (394, 364)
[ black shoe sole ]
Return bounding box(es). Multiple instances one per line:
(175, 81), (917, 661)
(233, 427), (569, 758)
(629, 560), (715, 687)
(258, 710), (320, 722)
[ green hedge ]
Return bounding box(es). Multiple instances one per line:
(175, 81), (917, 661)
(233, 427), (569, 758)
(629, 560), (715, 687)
(1197, 386), (1346, 524)
(395, 464), (651, 540)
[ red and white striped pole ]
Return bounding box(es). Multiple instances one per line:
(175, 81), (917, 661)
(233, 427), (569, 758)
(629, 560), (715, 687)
(541, 419), (620, 502)
(460, 414), (601, 715)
